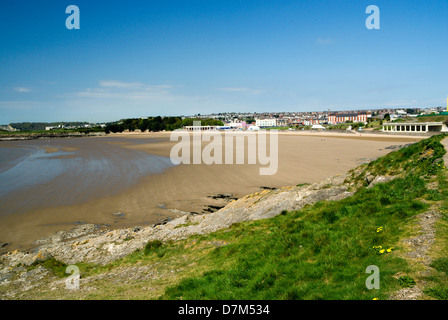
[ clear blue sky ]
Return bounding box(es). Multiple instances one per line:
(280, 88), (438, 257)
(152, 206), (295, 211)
(1, 0), (447, 123)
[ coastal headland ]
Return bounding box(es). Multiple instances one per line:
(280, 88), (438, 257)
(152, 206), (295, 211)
(0, 133), (446, 300)
(0, 130), (425, 253)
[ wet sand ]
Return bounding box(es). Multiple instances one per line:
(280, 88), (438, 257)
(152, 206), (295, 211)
(0, 131), (424, 252)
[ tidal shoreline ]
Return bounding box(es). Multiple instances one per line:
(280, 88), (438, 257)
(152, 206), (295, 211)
(0, 132), (105, 141)
(0, 169), (355, 267)
(0, 131), (424, 254)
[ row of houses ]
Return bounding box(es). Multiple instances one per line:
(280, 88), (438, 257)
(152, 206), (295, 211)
(224, 112), (369, 129)
(189, 107), (447, 128)
(327, 113), (368, 124)
(209, 112), (369, 130)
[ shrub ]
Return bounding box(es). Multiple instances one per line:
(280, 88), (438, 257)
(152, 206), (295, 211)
(144, 240), (164, 256)
(398, 276), (416, 288)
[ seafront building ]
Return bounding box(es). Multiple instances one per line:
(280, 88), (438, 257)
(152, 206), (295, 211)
(382, 122), (448, 133)
(328, 113), (368, 124)
(226, 120), (248, 129)
(255, 119), (277, 128)
(183, 125), (220, 131)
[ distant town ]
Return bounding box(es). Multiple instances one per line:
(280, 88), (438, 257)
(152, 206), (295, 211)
(1, 105), (447, 133)
(189, 105), (447, 127)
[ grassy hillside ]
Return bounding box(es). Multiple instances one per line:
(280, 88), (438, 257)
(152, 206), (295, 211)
(160, 134), (448, 300)
(4, 135), (447, 300)
(161, 177), (424, 299)
(347, 134), (447, 185)
(417, 115), (448, 123)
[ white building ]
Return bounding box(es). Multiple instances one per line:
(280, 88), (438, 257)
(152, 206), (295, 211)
(226, 121), (247, 129)
(382, 122), (448, 133)
(255, 119), (277, 128)
(311, 124), (325, 130)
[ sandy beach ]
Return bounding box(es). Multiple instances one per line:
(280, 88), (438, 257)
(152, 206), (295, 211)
(0, 131), (425, 252)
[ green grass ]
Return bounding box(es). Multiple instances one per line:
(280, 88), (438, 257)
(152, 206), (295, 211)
(422, 170), (448, 300)
(143, 240), (167, 257)
(347, 134), (447, 186)
(28, 257), (68, 278)
(430, 257), (448, 274)
(158, 135), (448, 300)
(398, 276), (416, 288)
(159, 173), (433, 300)
(174, 222), (200, 229)
(28, 257), (102, 279)
(364, 120), (382, 128)
(424, 256), (448, 300)
(269, 126), (293, 130)
(417, 115), (448, 123)
(296, 183), (310, 187)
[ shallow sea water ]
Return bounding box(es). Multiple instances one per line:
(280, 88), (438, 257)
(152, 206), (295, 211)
(0, 137), (174, 216)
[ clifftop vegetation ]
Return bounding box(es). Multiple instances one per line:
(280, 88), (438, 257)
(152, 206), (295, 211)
(105, 117), (223, 133)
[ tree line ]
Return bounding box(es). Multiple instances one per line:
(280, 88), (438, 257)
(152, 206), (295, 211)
(105, 117), (223, 133)
(9, 122), (89, 132)
(6, 117), (224, 134)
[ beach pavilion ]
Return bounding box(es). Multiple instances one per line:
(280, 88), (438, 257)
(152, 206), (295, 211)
(382, 122), (448, 133)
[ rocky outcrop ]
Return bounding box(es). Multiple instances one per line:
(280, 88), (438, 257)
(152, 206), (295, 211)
(0, 173), (358, 270)
(0, 167), (404, 300)
(364, 172), (397, 188)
